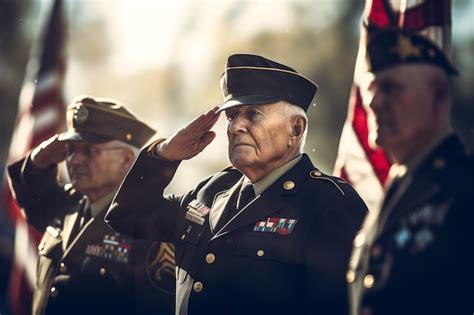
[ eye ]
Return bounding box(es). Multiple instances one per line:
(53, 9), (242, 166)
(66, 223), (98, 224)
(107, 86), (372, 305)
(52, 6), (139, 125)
(65, 143), (75, 156)
(246, 108), (262, 120)
(225, 110), (236, 121)
(380, 81), (400, 96)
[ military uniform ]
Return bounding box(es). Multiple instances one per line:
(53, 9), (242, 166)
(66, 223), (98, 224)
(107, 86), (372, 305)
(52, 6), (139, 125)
(8, 155), (175, 315)
(106, 150), (368, 314)
(346, 28), (473, 315)
(347, 135), (474, 315)
(8, 96), (176, 315)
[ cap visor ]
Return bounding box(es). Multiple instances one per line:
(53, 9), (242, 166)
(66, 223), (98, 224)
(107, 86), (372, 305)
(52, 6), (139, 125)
(58, 130), (112, 143)
(216, 95), (281, 113)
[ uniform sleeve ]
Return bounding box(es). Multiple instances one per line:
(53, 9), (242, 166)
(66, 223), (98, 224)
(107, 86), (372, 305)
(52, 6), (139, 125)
(7, 153), (80, 232)
(303, 182), (368, 314)
(105, 147), (212, 243)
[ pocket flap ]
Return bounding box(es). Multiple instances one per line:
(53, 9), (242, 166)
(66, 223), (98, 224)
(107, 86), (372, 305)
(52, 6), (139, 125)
(38, 227), (63, 257)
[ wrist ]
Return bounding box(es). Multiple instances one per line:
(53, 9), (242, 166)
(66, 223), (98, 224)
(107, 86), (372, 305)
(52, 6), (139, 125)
(147, 138), (173, 161)
(30, 147), (50, 169)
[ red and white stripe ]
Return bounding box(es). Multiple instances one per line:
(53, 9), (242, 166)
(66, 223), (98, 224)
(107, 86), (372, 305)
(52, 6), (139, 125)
(6, 1), (66, 314)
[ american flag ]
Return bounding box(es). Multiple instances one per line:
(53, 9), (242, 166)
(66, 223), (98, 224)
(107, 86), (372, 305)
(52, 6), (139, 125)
(5, 1), (66, 314)
(334, 0), (452, 212)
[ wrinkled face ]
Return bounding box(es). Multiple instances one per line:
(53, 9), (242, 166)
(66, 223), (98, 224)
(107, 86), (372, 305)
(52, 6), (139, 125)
(65, 140), (129, 199)
(362, 64), (438, 153)
(225, 102), (293, 177)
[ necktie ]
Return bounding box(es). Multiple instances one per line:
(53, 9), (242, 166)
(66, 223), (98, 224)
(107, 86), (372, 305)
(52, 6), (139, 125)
(236, 181), (256, 211)
(68, 203), (91, 244)
(214, 181), (255, 232)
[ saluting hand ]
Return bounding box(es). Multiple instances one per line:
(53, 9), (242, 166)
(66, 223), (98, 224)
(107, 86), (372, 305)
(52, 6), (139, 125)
(156, 106), (221, 161)
(31, 134), (68, 169)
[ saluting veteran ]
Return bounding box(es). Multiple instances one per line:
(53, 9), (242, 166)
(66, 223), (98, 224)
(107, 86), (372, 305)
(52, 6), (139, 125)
(8, 96), (175, 315)
(106, 54), (368, 315)
(347, 29), (474, 315)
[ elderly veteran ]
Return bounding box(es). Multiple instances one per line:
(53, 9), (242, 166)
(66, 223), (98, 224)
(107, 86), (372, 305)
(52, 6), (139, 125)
(347, 29), (474, 315)
(106, 54), (368, 315)
(8, 96), (175, 315)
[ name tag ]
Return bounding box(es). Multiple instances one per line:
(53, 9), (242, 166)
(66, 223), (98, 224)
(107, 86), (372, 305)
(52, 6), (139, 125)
(185, 211), (205, 225)
(185, 199), (210, 225)
(46, 226), (60, 238)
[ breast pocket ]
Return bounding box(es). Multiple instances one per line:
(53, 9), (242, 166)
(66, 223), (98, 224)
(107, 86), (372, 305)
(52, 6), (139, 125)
(235, 232), (296, 264)
(234, 232), (303, 298)
(176, 223), (206, 284)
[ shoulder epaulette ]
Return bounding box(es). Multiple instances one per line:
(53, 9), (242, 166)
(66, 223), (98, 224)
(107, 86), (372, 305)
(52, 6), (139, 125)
(309, 170), (346, 196)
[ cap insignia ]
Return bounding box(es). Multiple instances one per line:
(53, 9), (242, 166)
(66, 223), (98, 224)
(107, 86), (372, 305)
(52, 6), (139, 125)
(392, 34), (422, 60)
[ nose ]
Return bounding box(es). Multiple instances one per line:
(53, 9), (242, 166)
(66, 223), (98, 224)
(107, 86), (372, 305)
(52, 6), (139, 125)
(368, 89), (383, 114)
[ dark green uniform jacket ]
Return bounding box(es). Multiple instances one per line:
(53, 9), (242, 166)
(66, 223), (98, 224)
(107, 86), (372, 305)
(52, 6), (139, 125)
(106, 150), (368, 315)
(348, 135), (474, 315)
(8, 155), (176, 315)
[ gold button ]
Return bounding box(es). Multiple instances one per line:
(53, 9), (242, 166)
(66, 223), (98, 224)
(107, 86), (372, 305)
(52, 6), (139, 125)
(371, 245), (383, 258)
(126, 133), (132, 141)
(205, 253), (216, 264)
(99, 268), (107, 276)
(363, 274), (375, 288)
(310, 170), (322, 178)
(193, 281), (203, 292)
(283, 181), (295, 190)
(181, 234), (186, 240)
(346, 270), (356, 283)
(50, 286), (58, 298)
(353, 233), (366, 247)
(59, 263), (67, 274)
(256, 250), (265, 257)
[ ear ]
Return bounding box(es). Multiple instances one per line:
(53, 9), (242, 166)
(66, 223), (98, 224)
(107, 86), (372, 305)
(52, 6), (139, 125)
(288, 116), (306, 147)
(120, 149), (135, 175)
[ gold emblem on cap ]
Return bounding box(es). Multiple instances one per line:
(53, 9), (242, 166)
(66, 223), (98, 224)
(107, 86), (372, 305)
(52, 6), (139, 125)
(126, 133), (132, 141)
(283, 181), (295, 190)
(74, 106), (89, 124)
(393, 35), (422, 60)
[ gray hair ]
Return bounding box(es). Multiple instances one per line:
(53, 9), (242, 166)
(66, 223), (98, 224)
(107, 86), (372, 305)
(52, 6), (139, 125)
(110, 140), (140, 158)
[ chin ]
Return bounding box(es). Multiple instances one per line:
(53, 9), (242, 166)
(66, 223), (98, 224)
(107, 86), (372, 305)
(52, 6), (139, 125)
(230, 155), (254, 169)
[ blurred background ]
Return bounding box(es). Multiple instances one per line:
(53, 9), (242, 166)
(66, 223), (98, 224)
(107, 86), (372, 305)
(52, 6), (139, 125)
(0, 0), (472, 314)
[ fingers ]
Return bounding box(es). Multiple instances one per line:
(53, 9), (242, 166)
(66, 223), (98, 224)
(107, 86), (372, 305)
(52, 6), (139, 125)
(183, 106), (220, 135)
(160, 106), (220, 160)
(196, 131), (217, 153)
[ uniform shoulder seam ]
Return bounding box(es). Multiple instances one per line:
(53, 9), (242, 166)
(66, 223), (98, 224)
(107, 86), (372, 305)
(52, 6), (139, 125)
(309, 170), (345, 196)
